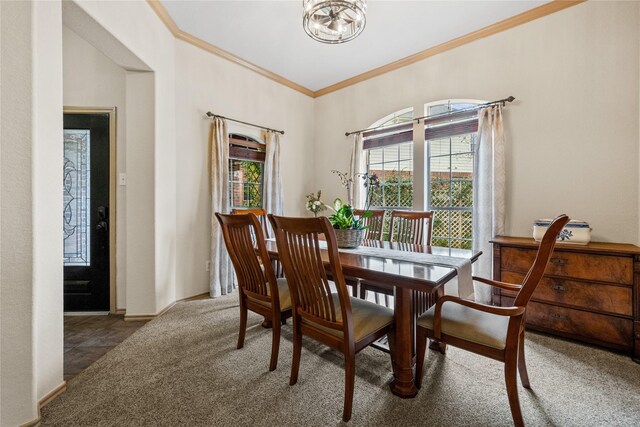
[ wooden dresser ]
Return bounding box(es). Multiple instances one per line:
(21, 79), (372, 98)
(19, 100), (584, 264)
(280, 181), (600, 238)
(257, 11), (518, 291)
(491, 236), (640, 362)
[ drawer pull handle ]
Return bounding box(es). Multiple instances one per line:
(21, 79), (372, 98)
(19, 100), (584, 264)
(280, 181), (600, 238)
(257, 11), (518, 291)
(550, 257), (568, 266)
(552, 284), (566, 292)
(550, 313), (569, 320)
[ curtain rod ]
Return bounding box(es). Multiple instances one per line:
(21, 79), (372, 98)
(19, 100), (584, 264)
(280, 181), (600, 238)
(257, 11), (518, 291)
(205, 111), (285, 135)
(344, 96), (515, 137)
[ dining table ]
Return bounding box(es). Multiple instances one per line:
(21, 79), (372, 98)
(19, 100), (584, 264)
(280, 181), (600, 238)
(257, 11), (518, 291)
(264, 238), (482, 398)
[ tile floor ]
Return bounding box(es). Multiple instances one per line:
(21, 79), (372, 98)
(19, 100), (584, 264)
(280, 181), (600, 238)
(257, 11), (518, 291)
(64, 314), (148, 381)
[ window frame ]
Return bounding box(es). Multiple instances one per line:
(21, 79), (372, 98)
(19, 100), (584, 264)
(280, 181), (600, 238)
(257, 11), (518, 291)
(228, 133), (265, 210)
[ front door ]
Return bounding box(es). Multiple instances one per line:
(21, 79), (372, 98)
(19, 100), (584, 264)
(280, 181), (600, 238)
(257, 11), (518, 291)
(63, 113), (111, 312)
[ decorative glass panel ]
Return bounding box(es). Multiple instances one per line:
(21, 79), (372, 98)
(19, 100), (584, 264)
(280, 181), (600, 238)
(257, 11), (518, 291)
(63, 129), (91, 266)
(229, 159), (263, 208)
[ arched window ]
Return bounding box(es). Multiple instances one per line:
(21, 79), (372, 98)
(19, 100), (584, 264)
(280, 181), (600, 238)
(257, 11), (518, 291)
(364, 108), (414, 211)
(228, 133), (265, 209)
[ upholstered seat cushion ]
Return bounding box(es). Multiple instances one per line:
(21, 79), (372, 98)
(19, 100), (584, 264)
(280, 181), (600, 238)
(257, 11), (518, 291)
(303, 294), (394, 342)
(417, 301), (509, 350)
(246, 278), (292, 311)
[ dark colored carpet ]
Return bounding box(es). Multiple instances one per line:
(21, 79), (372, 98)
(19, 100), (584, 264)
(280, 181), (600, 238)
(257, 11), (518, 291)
(41, 294), (640, 426)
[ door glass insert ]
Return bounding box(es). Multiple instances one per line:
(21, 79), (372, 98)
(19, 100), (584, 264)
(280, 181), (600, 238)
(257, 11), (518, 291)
(64, 129), (91, 266)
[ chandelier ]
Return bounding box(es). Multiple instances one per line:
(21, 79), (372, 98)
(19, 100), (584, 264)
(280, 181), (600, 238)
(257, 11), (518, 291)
(303, 1), (367, 44)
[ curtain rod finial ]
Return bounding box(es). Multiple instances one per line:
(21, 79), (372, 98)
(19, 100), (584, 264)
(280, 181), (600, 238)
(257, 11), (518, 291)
(206, 111), (214, 118)
(507, 96), (515, 102)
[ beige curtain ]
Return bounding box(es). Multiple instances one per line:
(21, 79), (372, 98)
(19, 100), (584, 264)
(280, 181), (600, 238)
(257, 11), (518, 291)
(348, 133), (365, 208)
(209, 118), (234, 297)
(263, 130), (283, 216)
(472, 105), (506, 303)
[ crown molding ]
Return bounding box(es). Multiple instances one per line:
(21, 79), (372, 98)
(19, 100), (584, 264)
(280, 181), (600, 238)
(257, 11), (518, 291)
(147, 0), (585, 99)
(146, 0), (314, 97)
(313, 0), (586, 97)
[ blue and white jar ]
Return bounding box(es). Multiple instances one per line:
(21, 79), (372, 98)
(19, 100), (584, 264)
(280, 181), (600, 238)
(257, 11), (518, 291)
(533, 219), (591, 245)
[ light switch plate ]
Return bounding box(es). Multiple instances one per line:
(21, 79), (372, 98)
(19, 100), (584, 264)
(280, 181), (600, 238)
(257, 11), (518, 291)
(119, 173), (127, 186)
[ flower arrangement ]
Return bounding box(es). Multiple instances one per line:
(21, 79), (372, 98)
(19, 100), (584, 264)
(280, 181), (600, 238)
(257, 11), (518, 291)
(328, 200), (371, 230)
(305, 190), (327, 216)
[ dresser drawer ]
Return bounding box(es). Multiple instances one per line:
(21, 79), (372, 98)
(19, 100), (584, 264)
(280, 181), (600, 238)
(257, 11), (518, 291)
(501, 271), (633, 317)
(501, 296), (633, 350)
(500, 247), (633, 284)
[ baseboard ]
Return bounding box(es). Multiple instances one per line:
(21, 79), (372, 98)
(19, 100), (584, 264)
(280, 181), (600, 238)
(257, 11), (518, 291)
(180, 291), (210, 302)
(115, 308), (126, 315)
(123, 290), (210, 321)
(39, 381), (67, 408)
(19, 416), (40, 427)
(19, 381), (67, 426)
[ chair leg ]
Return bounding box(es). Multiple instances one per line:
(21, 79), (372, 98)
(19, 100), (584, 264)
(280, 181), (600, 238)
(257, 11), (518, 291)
(290, 318), (302, 385)
(415, 328), (428, 389)
(505, 351), (525, 427)
(343, 352), (355, 422)
(518, 330), (531, 389)
(237, 301), (247, 349)
(269, 318), (281, 371)
(374, 293), (380, 305)
(384, 294), (390, 307)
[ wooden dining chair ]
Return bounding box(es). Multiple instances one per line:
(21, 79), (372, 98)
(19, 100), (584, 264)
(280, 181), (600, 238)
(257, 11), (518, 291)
(360, 210), (434, 306)
(353, 208), (385, 240)
(215, 212), (292, 371)
(389, 210), (433, 245)
(415, 214), (570, 427)
(231, 207), (270, 238)
(268, 214), (395, 422)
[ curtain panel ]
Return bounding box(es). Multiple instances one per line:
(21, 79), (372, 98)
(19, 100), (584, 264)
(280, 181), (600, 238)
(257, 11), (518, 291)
(472, 105), (506, 303)
(209, 118), (234, 297)
(263, 130), (283, 216)
(349, 133), (365, 208)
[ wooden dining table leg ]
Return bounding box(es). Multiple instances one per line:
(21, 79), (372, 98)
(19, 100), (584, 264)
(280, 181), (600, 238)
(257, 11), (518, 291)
(389, 286), (418, 398)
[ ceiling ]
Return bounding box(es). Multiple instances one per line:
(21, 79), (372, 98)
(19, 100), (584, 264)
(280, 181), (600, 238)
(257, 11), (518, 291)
(160, 0), (552, 93)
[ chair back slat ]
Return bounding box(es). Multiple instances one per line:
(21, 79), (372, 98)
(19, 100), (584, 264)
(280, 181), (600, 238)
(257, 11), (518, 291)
(216, 213), (276, 305)
(354, 209), (385, 240)
(270, 215), (352, 333)
(514, 214), (570, 307)
(389, 210), (433, 245)
(231, 208), (270, 239)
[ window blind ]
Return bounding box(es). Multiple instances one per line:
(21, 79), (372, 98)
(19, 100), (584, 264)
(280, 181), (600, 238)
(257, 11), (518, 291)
(424, 109), (478, 140)
(229, 135), (265, 162)
(362, 122), (413, 150)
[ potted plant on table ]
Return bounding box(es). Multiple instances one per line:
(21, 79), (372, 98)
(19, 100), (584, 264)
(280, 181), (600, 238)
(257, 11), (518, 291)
(328, 198), (372, 249)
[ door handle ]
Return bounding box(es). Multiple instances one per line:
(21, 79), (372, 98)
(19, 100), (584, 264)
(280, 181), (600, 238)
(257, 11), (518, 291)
(96, 220), (108, 232)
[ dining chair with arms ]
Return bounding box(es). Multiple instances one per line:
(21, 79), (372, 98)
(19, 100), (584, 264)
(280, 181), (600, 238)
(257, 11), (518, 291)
(360, 210), (434, 308)
(415, 214), (570, 427)
(215, 212), (292, 371)
(268, 214), (395, 422)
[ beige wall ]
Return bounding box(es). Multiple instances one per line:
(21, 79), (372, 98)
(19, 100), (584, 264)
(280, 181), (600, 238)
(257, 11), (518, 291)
(314, 1), (640, 244)
(1, 1), (64, 425)
(174, 40), (315, 299)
